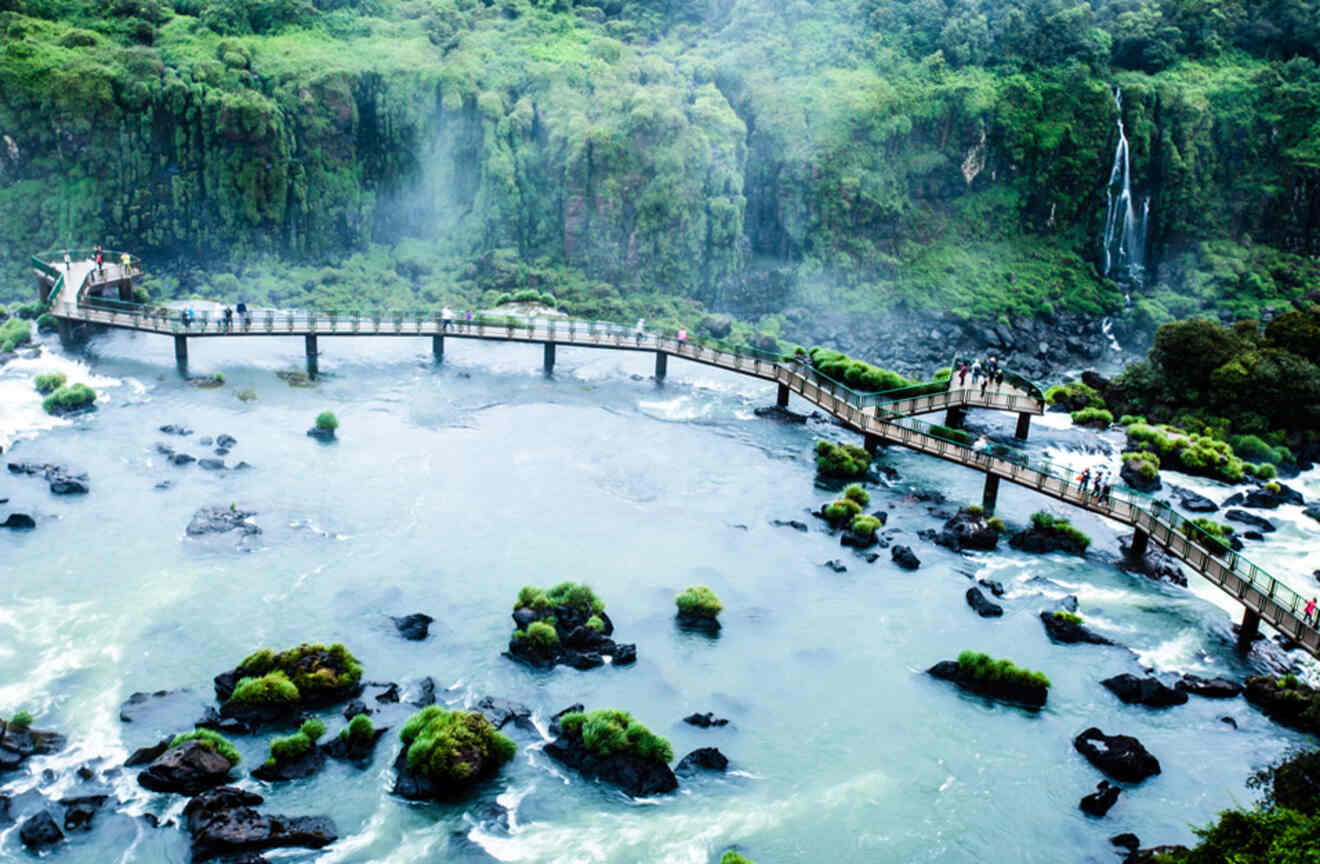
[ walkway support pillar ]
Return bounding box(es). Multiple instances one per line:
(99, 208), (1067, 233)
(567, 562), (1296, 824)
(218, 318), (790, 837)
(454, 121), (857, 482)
(1237, 608), (1261, 654)
(173, 334), (188, 372)
(432, 334), (444, 361)
(654, 350), (667, 380)
(777, 382), (790, 408)
(58, 318), (74, 348)
(1129, 527), (1149, 560)
(543, 342), (556, 375)
(944, 405), (966, 429)
(305, 334), (318, 378)
(863, 432), (883, 455)
(982, 473), (1000, 514)
(1015, 411), (1032, 441)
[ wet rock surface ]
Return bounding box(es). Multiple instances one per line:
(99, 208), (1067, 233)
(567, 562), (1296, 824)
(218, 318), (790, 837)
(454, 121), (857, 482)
(683, 712), (729, 728)
(927, 660), (1047, 708)
(392, 613), (434, 641)
(891, 545), (920, 570)
(676, 747), (728, 776)
(1176, 675), (1243, 699)
(1079, 781), (1120, 817)
(136, 740), (234, 795)
(20, 809), (64, 849)
(965, 587), (1003, 618)
(1040, 611), (1115, 645)
(543, 724), (678, 798)
(1073, 728), (1161, 782)
(8, 461), (90, 494)
(1101, 674), (1189, 708)
(184, 786), (337, 862)
(187, 506), (260, 537)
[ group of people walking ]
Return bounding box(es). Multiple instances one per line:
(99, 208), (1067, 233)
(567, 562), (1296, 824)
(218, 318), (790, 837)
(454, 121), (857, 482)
(1075, 467), (1113, 503)
(957, 357), (1006, 394)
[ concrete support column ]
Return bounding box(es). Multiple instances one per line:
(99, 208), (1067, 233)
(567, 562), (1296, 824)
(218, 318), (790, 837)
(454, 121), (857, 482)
(654, 350), (667, 380)
(173, 334), (188, 373)
(543, 341), (556, 375)
(58, 319), (74, 348)
(1237, 608), (1261, 654)
(37, 278), (51, 304)
(1129, 527), (1149, 560)
(982, 473), (1001, 514)
(777, 382), (790, 408)
(1015, 411), (1032, 441)
(944, 405), (966, 429)
(432, 334), (444, 361)
(305, 334), (318, 379)
(118, 280), (133, 302)
(863, 432), (883, 455)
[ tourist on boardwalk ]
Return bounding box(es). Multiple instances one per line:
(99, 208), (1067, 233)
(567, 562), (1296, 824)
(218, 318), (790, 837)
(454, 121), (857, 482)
(972, 434), (989, 454)
(95, 249), (103, 276)
(120, 252), (130, 270)
(635, 318), (645, 345)
(442, 306), (454, 330)
(223, 306), (234, 331)
(1307, 598), (1318, 625)
(63, 250), (71, 273)
(1077, 468), (1091, 494)
(236, 300), (247, 325)
(994, 368), (1005, 390)
(971, 360), (982, 384)
(980, 371), (989, 395)
(180, 308), (189, 329)
(957, 361), (968, 386)
(677, 327), (687, 347)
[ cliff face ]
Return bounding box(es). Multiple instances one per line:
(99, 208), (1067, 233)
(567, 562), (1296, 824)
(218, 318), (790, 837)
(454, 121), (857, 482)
(1, 0), (1317, 324)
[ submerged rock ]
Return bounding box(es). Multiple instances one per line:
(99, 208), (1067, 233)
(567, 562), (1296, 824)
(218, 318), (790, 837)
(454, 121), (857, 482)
(1224, 509), (1276, 533)
(187, 506), (260, 537)
(137, 740), (234, 795)
(170, 453), (196, 466)
(927, 660), (1048, 709)
(1176, 675), (1242, 699)
(1117, 534), (1188, 587)
(1101, 674), (1188, 708)
(824, 559), (848, 573)
(392, 613), (434, 641)
(1039, 611), (1115, 646)
(770, 519), (808, 532)
(1110, 833), (1140, 851)
(160, 424), (193, 436)
(8, 461), (89, 495)
(676, 747), (728, 776)
(683, 712), (729, 728)
(20, 810), (64, 849)
(2, 511), (36, 529)
(476, 696), (533, 731)
(1079, 781), (1120, 817)
(184, 786), (337, 863)
(891, 545), (921, 570)
(965, 587), (1003, 618)
(1073, 728), (1161, 782)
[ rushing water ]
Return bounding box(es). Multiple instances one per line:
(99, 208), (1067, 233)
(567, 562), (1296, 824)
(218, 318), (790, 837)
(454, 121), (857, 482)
(1, 329), (1316, 863)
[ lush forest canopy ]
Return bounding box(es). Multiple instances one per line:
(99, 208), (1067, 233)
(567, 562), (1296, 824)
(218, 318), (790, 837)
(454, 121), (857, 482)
(1, 0), (1318, 340)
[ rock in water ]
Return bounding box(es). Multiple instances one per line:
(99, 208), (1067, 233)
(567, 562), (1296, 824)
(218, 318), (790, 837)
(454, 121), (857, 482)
(1101, 674), (1189, 708)
(1110, 833), (1140, 851)
(941, 507), (1000, 551)
(187, 506), (260, 537)
(1039, 611), (1115, 646)
(251, 744), (325, 782)
(891, 545), (921, 570)
(543, 727), (677, 798)
(125, 739), (173, 767)
(1173, 487), (1217, 513)
(476, 696), (533, 731)
(927, 660), (1048, 708)
(1073, 728), (1161, 782)
(1080, 781), (1120, 817)
(1175, 675), (1242, 699)
(1225, 509), (1276, 533)
(184, 786), (337, 862)
(2, 512), (36, 529)
(1120, 459), (1161, 493)
(392, 613), (434, 641)
(137, 740), (234, 795)
(683, 712), (729, 728)
(676, 747), (728, 776)
(824, 559), (848, 573)
(20, 811), (64, 849)
(965, 587), (1003, 618)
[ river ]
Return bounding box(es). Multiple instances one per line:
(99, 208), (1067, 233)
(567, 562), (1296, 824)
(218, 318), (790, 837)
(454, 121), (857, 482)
(1, 327), (1315, 863)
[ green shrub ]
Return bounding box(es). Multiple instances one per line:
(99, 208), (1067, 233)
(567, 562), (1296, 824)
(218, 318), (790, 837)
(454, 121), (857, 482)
(1045, 381), (1102, 411)
(929, 424), (974, 445)
(814, 439), (871, 478)
(566, 709), (673, 764)
(170, 729), (240, 766)
(9, 710), (33, 730)
(1118, 414), (1146, 426)
(399, 706), (516, 783)
(1253, 463), (1279, 480)
(986, 517), (1006, 532)
(967, 504), (984, 518)
(300, 718), (326, 741)
(1070, 407), (1114, 427)
(341, 713), (375, 743)
(0, 317), (31, 352)
(545, 582), (605, 615)
(955, 650), (1051, 689)
(807, 347), (916, 394)
(1185, 517), (1234, 545)
(720, 854), (756, 864)
(1052, 610), (1082, 625)
(212, 372), (225, 384)
(850, 514), (881, 540)
(1028, 512), (1091, 551)
(315, 411), (339, 431)
(35, 313), (58, 333)
(493, 293), (512, 306)
(822, 498), (863, 526)
(42, 383), (96, 415)
(269, 730), (313, 762)
(1228, 434), (1291, 466)
(525, 620), (559, 649)
(232, 643), (363, 699)
(515, 585), (551, 614)
(1265, 481), (1282, 493)
(842, 483), (870, 507)
(231, 670), (301, 705)
(1123, 450), (1161, 481)
(675, 586), (722, 619)
(585, 615), (605, 631)
(33, 372), (66, 394)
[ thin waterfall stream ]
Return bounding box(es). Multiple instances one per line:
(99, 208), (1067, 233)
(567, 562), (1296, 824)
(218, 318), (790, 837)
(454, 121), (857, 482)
(1103, 86), (1149, 294)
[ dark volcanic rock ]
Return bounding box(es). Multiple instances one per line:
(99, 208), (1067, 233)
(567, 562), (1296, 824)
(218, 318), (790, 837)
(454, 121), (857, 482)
(676, 747), (728, 776)
(1176, 675), (1243, 699)
(771, 519), (808, 532)
(8, 461), (89, 494)
(216, 434), (237, 449)
(543, 726), (678, 797)
(2, 511), (36, 529)
(187, 506), (260, 536)
(391, 742), (506, 802)
(927, 660), (1048, 708)
(1224, 483), (1305, 509)
(20, 810), (64, 849)
(392, 613), (434, 641)
(198, 458), (226, 470)
(612, 643), (638, 665)
(251, 744), (325, 782)
(125, 739), (172, 767)
(170, 453), (196, 466)
(1079, 781), (1120, 817)
(941, 507), (1000, 551)
(160, 424), (193, 436)
(1225, 509), (1276, 533)
(1118, 534), (1188, 586)
(1120, 459), (1161, 493)
(978, 578), (1005, 597)
(965, 587), (1003, 618)
(683, 712), (728, 728)
(1073, 728), (1161, 782)
(1101, 674), (1189, 708)
(307, 427), (336, 442)
(184, 786), (337, 862)
(1244, 675), (1320, 734)
(343, 700), (370, 720)
(1010, 524), (1087, 556)
(505, 603), (633, 671)
(1173, 487), (1217, 513)
(1040, 611), (1115, 646)
(322, 725), (388, 763)
(824, 559), (848, 573)
(411, 676), (437, 707)
(1111, 833), (1140, 851)
(891, 545), (921, 570)
(374, 683), (401, 704)
(137, 740), (234, 795)
(676, 610), (722, 635)
(753, 405), (808, 423)
(1, 724), (66, 774)
(476, 696), (533, 731)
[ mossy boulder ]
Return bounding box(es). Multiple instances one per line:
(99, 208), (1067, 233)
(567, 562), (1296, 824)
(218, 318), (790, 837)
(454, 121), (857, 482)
(1039, 610), (1115, 646)
(214, 643), (364, 724)
(252, 719), (327, 781)
(137, 731), (239, 795)
(1244, 675), (1320, 735)
(675, 586), (722, 634)
(1010, 512), (1091, 556)
(324, 713), (389, 763)
(543, 708), (677, 797)
(506, 582), (635, 670)
(928, 651), (1050, 708)
(814, 439), (871, 479)
(41, 383), (96, 416)
(391, 707), (516, 800)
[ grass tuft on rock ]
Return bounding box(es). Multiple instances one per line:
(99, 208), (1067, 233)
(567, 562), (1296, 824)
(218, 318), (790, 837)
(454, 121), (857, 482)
(850, 514), (881, 540)
(315, 410), (339, 431)
(556, 708), (673, 764)
(171, 729), (241, 767)
(842, 483), (870, 507)
(675, 586), (722, 619)
(814, 439), (871, 479)
(1052, 611), (1082, 625)
(231, 670), (301, 705)
(33, 372), (66, 394)
(230, 643), (363, 704)
(8, 710), (33, 730)
(399, 706), (516, 783)
(341, 713), (374, 744)
(720, 853), (757, 864)
(42, 383), (96, 415)
(1028, 511), (1092, 551)
(956, 650), (1051, 689)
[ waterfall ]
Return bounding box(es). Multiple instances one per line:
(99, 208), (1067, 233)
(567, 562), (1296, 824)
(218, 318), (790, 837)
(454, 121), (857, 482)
(1102, 86), (1149, 291)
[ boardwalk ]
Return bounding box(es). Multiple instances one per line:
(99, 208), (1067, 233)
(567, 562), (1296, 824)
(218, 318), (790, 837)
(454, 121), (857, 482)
(35, 251), (1319, 658)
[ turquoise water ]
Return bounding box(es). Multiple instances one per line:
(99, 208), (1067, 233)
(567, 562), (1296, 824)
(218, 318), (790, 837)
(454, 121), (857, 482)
(1, 328), (1314, 863)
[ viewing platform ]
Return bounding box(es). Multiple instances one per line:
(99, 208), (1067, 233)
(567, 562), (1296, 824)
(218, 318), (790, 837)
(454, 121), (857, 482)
(31, 249), (1320, 659)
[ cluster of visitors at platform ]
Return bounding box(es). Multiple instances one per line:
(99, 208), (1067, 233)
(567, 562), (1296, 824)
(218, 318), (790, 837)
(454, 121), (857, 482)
(1075, 467), (1113, 503)
(956, 357), (1006, 394)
